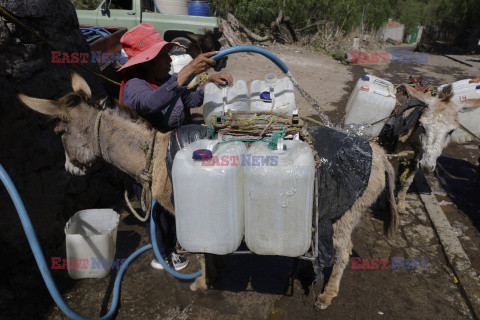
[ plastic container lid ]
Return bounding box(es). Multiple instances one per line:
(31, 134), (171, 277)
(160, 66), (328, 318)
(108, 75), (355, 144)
(476, 85), (480, 89)
(362, 75), (370, 81)
(192, 149), (212, 161)
(260, 91), (272, 101)
(265, 73), (277, 84)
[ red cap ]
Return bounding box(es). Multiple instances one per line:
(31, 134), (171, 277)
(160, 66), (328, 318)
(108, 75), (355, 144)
(117, 23), (178, 71)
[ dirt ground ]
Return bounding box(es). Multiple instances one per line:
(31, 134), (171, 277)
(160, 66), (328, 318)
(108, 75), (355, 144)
(9, 43), (480, 320)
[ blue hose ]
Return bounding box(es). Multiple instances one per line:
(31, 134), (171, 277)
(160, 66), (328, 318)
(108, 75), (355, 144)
(0, 163), (201, 320)
(153, 0), (162, 13)
(150, 199), (202, 279)
(211, 45), (289, 73)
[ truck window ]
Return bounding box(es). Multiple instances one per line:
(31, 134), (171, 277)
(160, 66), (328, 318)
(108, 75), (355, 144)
(103, 0), (133, 10)
(141, 0), (155, 12)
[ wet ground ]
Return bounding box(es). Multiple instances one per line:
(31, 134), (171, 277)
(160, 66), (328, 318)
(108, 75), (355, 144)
(4, 43), (479, 320)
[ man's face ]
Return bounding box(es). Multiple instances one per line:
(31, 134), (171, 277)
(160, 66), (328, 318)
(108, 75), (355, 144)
(149, 48), (172, 80)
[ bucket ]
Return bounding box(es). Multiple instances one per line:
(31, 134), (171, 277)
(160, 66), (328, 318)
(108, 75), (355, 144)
(64, 209), (120, 279)
(188, 1), (211, 16)
(156, 0), (188, 15)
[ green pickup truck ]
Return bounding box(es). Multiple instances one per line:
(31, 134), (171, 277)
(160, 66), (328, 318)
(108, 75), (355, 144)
(76, 0), (221, 43)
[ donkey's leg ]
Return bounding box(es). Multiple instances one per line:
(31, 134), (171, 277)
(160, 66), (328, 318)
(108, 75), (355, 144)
(316, 208), (358, 309)
(190, 254), (207, 291)
(190, 254), (224, 291)
(317, 142), (387, 309)
(397, 169), (416, 210)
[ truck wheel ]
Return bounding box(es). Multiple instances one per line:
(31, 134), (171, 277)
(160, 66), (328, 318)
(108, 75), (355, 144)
(172, 37), (192, 49)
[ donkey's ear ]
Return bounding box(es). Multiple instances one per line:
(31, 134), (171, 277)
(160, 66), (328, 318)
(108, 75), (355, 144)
(68, 70), (92, 97)
(403, 84), (435, 105)
(455, 99), (480, 113)
(213, 29), (223, 40)
(17, 93), (66, 118)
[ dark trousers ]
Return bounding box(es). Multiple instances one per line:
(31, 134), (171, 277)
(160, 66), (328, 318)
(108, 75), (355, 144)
(133, 183), (176, 258)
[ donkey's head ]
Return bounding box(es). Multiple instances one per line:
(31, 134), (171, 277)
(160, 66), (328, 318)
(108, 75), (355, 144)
(185, 29), (227, 71)
(18, 71), (102, 176)
(404, 84), (480, 172)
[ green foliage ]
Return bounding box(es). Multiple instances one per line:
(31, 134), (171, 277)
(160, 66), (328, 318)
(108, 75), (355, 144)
(71, 0), (103, 10)
(211, 0), (393, 34)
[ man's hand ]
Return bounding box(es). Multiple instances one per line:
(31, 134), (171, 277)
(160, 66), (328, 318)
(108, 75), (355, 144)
(177, 51), (218, 86)
(205, 72), (234, 87)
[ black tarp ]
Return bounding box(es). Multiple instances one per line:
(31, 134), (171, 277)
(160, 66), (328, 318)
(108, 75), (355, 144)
(306, 126), (372, 272)
(378, 99), (426, 152)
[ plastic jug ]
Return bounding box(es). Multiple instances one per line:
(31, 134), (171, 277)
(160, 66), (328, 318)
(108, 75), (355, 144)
(170, 53), (197, 87)
(170, 53), (192, 74)
(244, 139), (315, 257)
(250, 73), (297, 116)
(65, 209), (119, 279)
(203, 81), (249, 126)
(438, 79), (480, 143)
(172, 139), (246, 254)
(344, 75), (396, 139)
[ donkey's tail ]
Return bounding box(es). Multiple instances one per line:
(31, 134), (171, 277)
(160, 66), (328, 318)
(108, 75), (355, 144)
(383, 156), (399, 237)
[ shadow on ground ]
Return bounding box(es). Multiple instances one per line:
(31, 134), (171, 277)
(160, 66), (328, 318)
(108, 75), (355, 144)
(435, 155), (480, 232)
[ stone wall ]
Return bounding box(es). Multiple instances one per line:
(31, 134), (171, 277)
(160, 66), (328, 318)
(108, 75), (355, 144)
(0, 0), (125, 281)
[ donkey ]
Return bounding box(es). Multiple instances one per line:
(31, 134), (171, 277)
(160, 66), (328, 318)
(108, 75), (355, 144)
(18, 71), (398, 309)
(394, 84), (480, 209)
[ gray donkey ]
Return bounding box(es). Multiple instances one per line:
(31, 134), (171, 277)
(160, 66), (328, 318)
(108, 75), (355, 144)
(18, 71), (398, 309)
(395, 84), (480, 209)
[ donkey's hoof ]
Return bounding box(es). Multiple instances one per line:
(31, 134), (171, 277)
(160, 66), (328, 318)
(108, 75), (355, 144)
(190, 282), (198, 291)
(316, 294), (332, 309)
(190, 279), (208, 291)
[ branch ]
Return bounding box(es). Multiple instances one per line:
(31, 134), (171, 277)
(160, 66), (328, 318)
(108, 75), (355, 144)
(295, 21), (326, 33)
(226, 13), (270, 42)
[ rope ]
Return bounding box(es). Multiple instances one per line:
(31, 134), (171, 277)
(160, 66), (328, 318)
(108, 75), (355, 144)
(187, 72), (208, 90)
(139, 130), (158, 221)
(123, 130), (157, 222)
(0, 5), (121, 86)
(459, 124), (480, 141)
(94, 110), (104, 156)
(94, 110), (156, 222)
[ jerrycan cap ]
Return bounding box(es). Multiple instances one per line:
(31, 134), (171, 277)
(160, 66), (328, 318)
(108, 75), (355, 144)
(476, 85), (480, 89)
(260, 91), (272, 101)
(192, 149), (212, 161)
(362, 75), (370, 81)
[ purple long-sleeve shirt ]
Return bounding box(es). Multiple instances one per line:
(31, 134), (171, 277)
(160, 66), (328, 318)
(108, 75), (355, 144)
(122, 73), (204, 130)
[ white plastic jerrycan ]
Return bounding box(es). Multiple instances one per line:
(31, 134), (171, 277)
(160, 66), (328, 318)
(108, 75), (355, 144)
(250, 73), (297, 116)
(203, 80), (249, 126)
(344, 74), (396, 139)
(65, 209), (119, 279)
(244, 139), (315, 257)
(172, 139), (247, 254)
(438, 79), (480, 143)
(170, 53), (197, 87)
